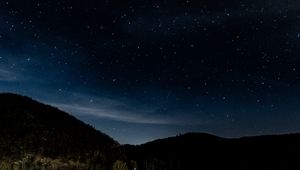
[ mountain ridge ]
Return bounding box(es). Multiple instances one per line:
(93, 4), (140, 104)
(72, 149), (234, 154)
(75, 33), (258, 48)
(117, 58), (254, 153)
(123, 131), (300, 170)
(1, 92), (300, 170)
(0, 93), (120, 169)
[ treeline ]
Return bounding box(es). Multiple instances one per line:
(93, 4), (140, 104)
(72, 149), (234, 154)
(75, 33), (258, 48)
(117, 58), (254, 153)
(0, 155), (134, 170)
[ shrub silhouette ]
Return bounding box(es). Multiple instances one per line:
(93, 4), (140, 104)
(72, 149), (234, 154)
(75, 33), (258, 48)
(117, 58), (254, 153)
(113, 160), (128, 170)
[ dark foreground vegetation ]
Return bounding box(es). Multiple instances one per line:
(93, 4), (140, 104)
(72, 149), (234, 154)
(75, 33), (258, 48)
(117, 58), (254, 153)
(1, 93), (300, 170)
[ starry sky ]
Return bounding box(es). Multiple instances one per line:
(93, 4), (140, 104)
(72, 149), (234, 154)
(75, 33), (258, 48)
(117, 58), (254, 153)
(0, 0), (300, 144)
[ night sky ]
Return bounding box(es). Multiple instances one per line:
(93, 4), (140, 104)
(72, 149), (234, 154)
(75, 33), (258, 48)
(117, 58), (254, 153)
(0, 0), (300, 144)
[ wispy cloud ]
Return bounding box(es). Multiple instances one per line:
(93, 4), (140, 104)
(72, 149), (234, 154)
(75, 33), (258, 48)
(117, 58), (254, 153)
(51, 103), (178, 125)
(0, 69), (18, 81)
(45, 92), (203, 125)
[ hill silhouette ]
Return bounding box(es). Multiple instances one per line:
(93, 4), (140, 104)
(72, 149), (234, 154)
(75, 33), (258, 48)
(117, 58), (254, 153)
(1, 93), (300, 170)
(0, 93), (120, 169)
(124, 133), (300, 170)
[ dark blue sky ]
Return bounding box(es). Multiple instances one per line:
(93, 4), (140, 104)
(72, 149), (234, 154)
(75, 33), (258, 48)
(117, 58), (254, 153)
(0, 0), (300, 144)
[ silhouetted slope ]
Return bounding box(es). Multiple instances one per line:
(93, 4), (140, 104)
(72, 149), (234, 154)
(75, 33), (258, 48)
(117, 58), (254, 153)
(124, 133), (300, 170)
(0, 93), (118, 163)
(2, 93), (300, 170)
